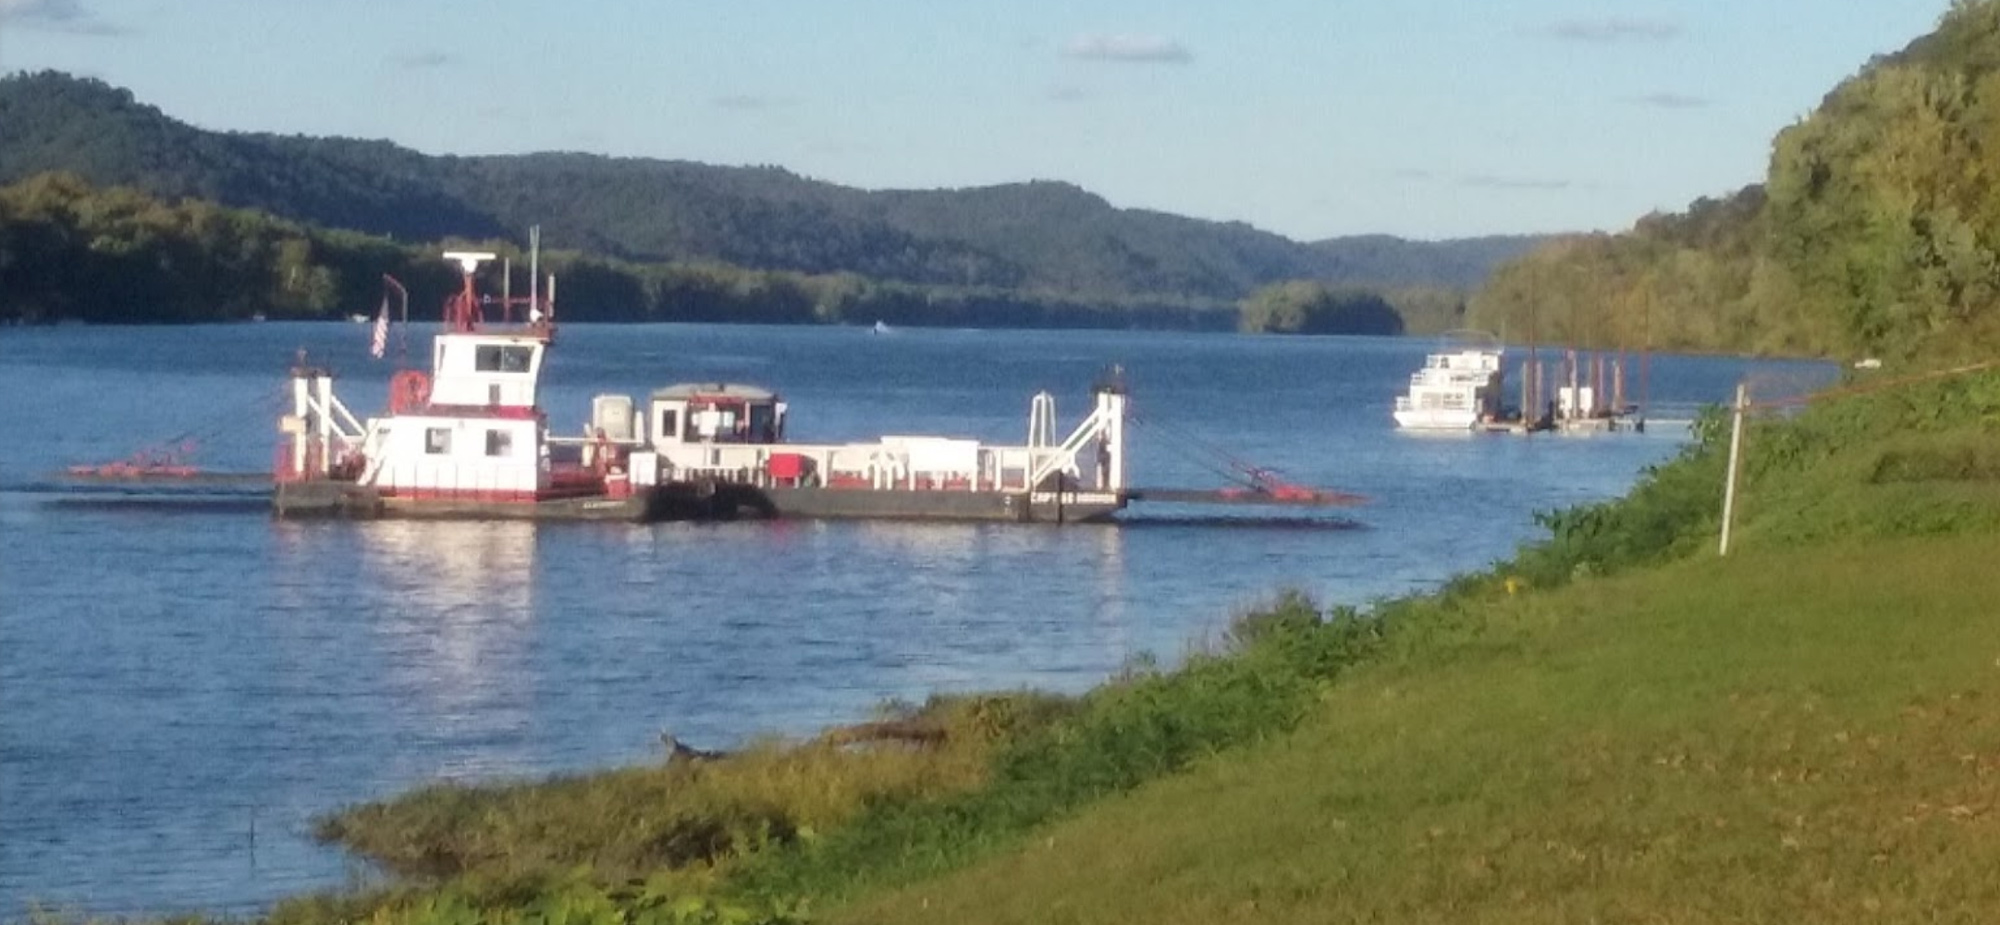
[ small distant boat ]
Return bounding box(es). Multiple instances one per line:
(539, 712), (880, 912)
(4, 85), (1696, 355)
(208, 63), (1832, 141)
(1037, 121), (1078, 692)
(872, 320), (891, 335)
(1392, 330), (1505, 430)
(348, 313), (370, 323)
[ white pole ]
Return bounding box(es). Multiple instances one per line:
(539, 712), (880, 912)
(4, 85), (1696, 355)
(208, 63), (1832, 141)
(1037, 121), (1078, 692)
(1102, 391), (1126, 491)
(1029, 391), (1054, 447)
(529, 225), (540, 317)
(291, 375), (312, 478)
(1719, 381), (1749, 556)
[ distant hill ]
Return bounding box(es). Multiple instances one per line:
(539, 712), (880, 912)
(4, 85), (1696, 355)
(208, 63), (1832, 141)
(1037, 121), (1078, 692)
(0, 71), (1544, 303)
(1308, 233), (1553, 290)
(1470, 1), (2000, 360)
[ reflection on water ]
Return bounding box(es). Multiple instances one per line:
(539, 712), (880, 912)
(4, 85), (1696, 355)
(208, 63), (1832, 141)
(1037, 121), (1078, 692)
(1088, 522), (1131, 674)
(358, 521), (538, 779)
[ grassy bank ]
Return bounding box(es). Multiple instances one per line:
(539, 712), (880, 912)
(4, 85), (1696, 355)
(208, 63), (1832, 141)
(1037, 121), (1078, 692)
(258, 367), (2000, 924)
(837, 534), (2000, 923)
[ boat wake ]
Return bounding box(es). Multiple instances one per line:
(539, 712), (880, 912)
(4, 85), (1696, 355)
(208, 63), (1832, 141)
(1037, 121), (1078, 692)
(1114, 513), (1366, 531)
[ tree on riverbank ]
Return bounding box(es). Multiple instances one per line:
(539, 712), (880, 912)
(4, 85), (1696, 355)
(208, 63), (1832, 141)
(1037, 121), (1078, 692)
(1237, 280), (1405, 335)
(1472, 1), (2000, 361)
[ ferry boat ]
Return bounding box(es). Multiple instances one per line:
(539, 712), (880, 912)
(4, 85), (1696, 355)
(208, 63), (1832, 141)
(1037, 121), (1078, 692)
(273, 251), (1129, 523)
(1391, 331), (1506, 430)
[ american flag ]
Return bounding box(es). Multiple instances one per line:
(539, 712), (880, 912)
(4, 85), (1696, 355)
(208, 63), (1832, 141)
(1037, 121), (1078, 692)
(369, 296), (389, 359)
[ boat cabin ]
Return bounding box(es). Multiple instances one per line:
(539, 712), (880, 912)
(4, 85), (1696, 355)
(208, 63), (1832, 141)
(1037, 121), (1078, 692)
(1392, 340), (1507, 430)
(1421, 348), (1503, 381)
(643, 383), (786, 447)
(351, 330), (554, 497)
(428, 332), (548, 409)
(365, 409), (545, 498)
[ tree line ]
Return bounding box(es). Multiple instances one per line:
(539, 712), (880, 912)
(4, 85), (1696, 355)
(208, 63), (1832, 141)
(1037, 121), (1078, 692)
(1469, 0), (2000, 361)
(3, 172), (1465, 333)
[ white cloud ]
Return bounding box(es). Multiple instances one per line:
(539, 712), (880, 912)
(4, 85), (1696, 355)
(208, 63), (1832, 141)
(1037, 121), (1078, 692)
(1629, 92), (1710, 109)
(711, 94), (793, 111)
(1382, 169), (1576, 191)
(390, 51), (454, 70)
(1459, 174), (1572, 191)
(1546, 17), (1681, 43)
(0, 0), (123, 35)
(1061, 34), (1192, 64)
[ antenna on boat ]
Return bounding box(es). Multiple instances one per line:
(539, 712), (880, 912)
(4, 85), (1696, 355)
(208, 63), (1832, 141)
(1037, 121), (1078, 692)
(443, 251), (495, 276)
(441, 250), (498, 332)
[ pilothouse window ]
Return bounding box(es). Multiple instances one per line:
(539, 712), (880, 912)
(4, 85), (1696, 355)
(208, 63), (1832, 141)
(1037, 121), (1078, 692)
(474, 345), (536, 373)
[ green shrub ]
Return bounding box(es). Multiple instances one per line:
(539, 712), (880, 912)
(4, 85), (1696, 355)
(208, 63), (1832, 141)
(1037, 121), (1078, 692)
(727, 590), (1388, 904)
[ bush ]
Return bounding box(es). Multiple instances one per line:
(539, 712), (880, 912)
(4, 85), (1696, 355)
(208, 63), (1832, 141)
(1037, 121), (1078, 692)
(728, 590), (1390, 903)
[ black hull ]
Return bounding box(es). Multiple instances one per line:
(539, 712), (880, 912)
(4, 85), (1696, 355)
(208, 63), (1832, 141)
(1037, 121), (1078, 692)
(273, 481), (654, 522)
(661, 482), (1124, 524)
(273, 480), (1124, 524)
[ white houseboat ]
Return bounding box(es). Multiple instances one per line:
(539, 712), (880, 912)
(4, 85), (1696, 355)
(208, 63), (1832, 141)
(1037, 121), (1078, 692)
(1391, 331), (1507, 430)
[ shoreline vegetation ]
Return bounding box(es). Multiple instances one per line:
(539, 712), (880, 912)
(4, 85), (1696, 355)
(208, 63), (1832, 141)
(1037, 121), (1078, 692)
(34, 362), (1990, 924)
(0, 172), (1450, 338)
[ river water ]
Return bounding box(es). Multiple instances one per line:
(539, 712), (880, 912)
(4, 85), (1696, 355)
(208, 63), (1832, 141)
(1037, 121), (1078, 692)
(0, 323), (1832, 918)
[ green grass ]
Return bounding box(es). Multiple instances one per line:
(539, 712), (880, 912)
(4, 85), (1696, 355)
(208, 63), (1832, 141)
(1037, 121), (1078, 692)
(830, 537), (2000, 924)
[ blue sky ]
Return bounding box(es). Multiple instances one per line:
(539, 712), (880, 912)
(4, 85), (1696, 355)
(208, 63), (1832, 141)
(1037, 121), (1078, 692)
(0, 0), (1953, 242)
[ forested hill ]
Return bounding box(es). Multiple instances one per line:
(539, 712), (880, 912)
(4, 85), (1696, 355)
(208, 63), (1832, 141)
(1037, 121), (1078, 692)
(1469, 1), (2000, 361)
(1307, 234), (1550, 290)
(0, 71), (1537, 301)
